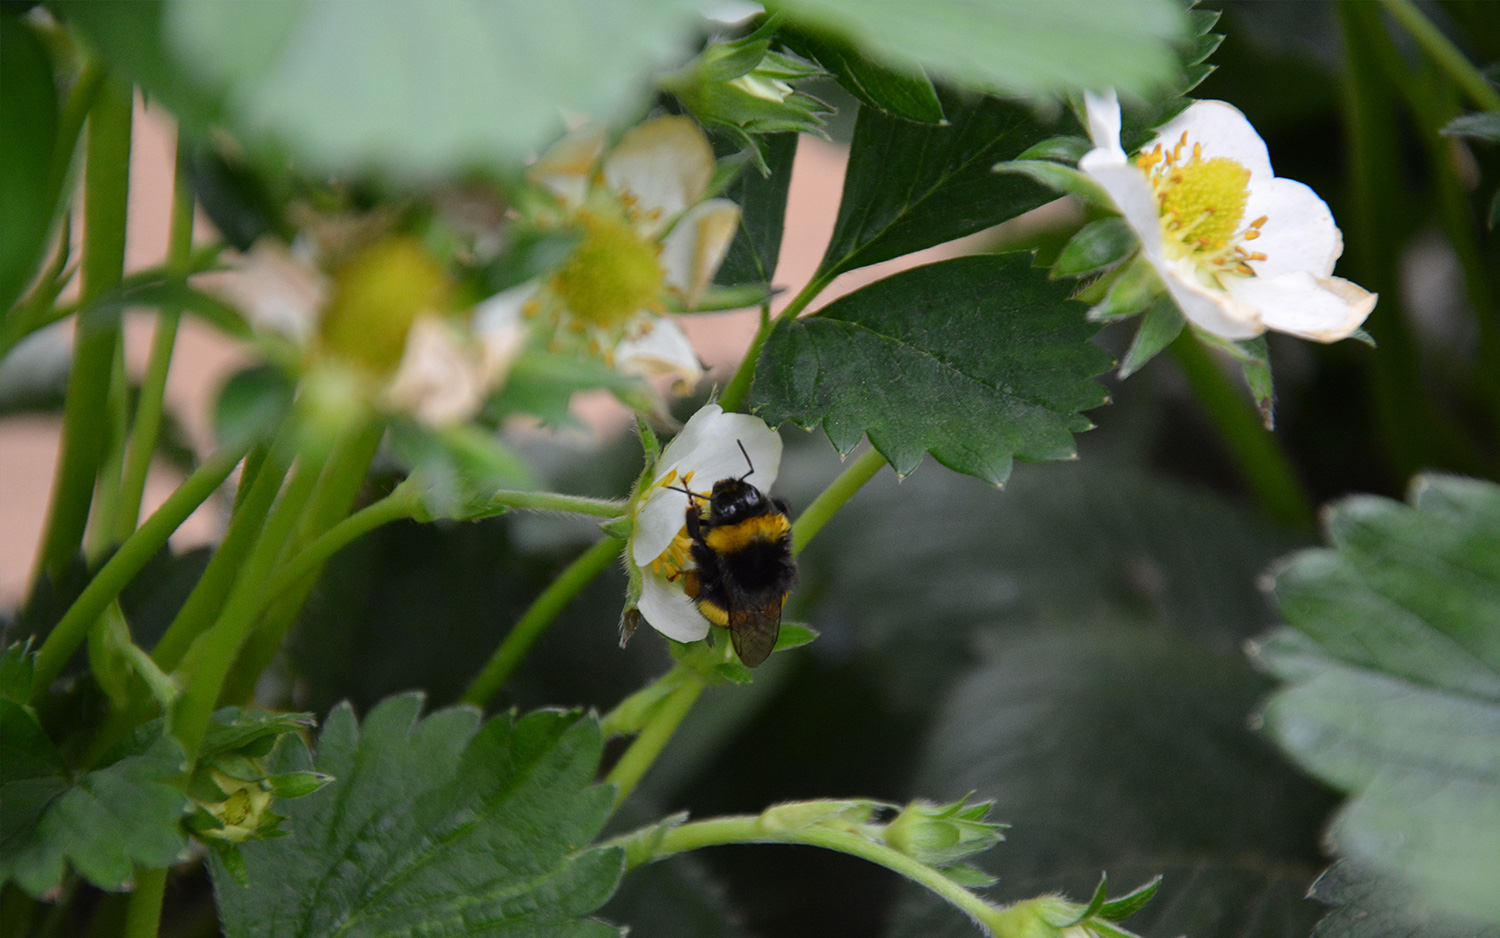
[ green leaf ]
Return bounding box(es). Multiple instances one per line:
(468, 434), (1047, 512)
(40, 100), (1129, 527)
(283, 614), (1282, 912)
(1052, 217), (1135, 277)
(890, 624), (1335, 938)
(487, 350), (657, 428)
(62, 0), (703, 178)
(777, 24), (943, 123)
(0, 703), (189, 895)
(1441, 111), (1500, 143)
(212, 694), (624, 938)
(715, 133), (798, 288)
(0, 640), (36, 704)
(1307, 862), (1499, 938)
(214, 364), (295, 449)
(0, 14), (60, 314)
(750, 254), (1110, 483)
(1086, 254), (1163, 323)
(1117, 294), (1184, 378)
(773, 0), (1187, 100)
(1255, 474), (1500, 928)
(817, 88), (1060, 277)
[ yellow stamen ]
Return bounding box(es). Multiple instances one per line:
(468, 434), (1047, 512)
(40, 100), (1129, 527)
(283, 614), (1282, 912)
(1144, 139), (1267, 277)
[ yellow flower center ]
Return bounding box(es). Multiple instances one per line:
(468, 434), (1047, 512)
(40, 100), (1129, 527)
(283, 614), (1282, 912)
(319, 237), (451, 376)
(1138, 134), (1267, 276)
(646, 469), (706, 580)
(553, 214), (664, 331)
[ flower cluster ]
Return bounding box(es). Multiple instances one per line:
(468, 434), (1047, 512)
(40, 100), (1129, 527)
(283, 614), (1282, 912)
(1080, 91), (1376, 343)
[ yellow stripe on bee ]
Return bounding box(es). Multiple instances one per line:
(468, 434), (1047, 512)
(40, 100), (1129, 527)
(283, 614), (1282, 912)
(703, 513), (791, 555)
(697, 599), (730, 627)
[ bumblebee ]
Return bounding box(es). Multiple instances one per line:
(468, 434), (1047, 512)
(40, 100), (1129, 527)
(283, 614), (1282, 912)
(674, 444), (797, 668)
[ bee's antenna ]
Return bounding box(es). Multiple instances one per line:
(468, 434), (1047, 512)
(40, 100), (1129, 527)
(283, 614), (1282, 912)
(666, 482), (707, 504)
(736, 440), (755, 481)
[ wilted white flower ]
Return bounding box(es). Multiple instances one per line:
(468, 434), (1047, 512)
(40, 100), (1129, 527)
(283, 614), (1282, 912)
(1080, 91), (1376, 342)
(627, 404), (782, 642)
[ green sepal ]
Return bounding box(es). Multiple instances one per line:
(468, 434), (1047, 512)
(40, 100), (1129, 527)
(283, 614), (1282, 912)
(714, 661), (754, 685)
(1098, 875), (1162, 921)
(883, 793), (1006, 868)
(216, 843), (250, 887)
(1053, 218), (1136, 278)
(1118, 294), (1185, 379)
(667, 282), (775, 313)
(760, 799), (883, 834)
(1087, 254), (1163, 322)
(993, 160), (1114, 209)
(1065, 872), (1112, 926)
(611, 811), (689, 869)
(265, 771), (332, 799)
(941, 864), (997, 888)
(1016, 135), (1092, 164)
(599, 516), (633, 540)
(773, 622), (819, 652)
(0, 638), (36, 704)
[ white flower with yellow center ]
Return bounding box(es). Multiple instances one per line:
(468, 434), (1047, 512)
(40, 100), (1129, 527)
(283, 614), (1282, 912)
(1080, 91), (1376, 342)
(505, 115), (742, 390)
(628, 404), (782, 642)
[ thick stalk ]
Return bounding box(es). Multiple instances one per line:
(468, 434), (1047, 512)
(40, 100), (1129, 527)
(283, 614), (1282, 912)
(1378, 0), (1500, 113)
(1171, 336), (1313, 528)
(718, 273), (832, 413)
(85, 342), (132, 562)
(121, 867), (167, 938)
(115, 143), (194, 541)
(171, 455), (325, 758)
(638, 814), (1010, 933)
(791, 448), (886, 554)
(150, 449), (289, 672)
(604, 672), (706, 808)
(29, 443), (248, 700)
(461, 537), (626, 707)
(34, 76), (133, 584)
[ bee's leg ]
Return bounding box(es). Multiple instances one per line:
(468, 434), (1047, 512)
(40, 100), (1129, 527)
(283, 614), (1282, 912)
(685, 503), (703, 541)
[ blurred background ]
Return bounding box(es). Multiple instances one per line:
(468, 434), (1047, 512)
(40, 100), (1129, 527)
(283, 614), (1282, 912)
(3, 2), (1498, 937)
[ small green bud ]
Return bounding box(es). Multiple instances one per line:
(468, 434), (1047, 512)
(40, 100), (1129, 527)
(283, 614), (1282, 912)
(760, 799), (879, 834)
(882, 794), (1005, 868)
(192, 770), (276, 844)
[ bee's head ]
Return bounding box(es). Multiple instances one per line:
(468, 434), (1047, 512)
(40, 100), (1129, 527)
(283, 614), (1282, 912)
(709, 477), (767, 523)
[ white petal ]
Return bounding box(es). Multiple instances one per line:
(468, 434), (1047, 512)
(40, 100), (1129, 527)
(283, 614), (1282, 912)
(208, 240), (327, 344)
(381, 316), (484, 426)
(660, 406), (782, 495)
(1153, 100), (1273, 182)
(638, 572), (711, 642)
(1080, 150), (1167, 267)
(614, 318), (704, 388)
(1161, 259), (1264, 340)
(660, 198), (742, 307)
(1243, 177), (1342, 279)
(530, 125), (606, 209)
(604, 115), (715, 237)
(1226, 271), (1377, 342)
(633, 487), (690, 567)
(1083, 89), (1124, 157)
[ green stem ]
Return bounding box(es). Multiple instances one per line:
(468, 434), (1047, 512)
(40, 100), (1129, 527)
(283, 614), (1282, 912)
(150, 448), (289, 672)
(85, 342), (132, 561)
(115, 143), (194, 542)
(1171, 335), (1314, 527)
(718, 273), (832, 413)
(122, 867), (167, 938)
(604, 671), (706, 808)
(46, 62), (104, 218)
(476, 490), (628, 518)
(29, 444), (248, 701)
(637, 814), (1009, 932)
(792, 448), (886, 554)
(460, 537), (626, 707)
(1378, 0), (1500, 112)
(33, 75), (133, 585)
(260, 484), (421, 612)
(172, 453), (325, 758)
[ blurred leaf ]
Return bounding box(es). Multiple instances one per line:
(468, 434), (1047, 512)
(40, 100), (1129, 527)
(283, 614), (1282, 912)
(488, 349), (656, 428)
(0, 641), (36, 704)
(1441, 111), (1500, 142)
(0, 14), (59, 315)
(774, 0), (1186, 101)
(0, 704), (188, 895)
(817, 88), (1058, 276)
(777, 25), (942, 123)
(751, 254), (1110, 483)
(1052, 217), (1135, 277)
(62, 0), (703, 178)
(1255, 474), (1500, 929)
(1308, 862), (1500, 938)
(214, 365), (295, 450)
(715, 133), (798, 288)
(185, 142), (287, 251)
(889, 625), (1335, 938)
(212, 695), (624, 938)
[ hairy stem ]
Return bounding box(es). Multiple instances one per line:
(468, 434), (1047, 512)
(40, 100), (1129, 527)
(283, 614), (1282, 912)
(605, 671), (707, 808)
(476, 490), (628, 518)
(115, 142), (194, 542)
(461, 537), (626, 707)
(29, 444), (248, 700)
(1171, 335), (1313, 527)
(121, 867), (167, 938)
(34, 75), (133, 585)
(792, 447), (887, 554)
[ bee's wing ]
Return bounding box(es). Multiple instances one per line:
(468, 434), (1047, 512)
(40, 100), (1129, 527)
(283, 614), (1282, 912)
(728, 602), (781, 668)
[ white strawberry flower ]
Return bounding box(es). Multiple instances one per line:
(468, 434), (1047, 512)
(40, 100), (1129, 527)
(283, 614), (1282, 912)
(513, 115), (742, 391)
(1080, 90), (1377, 342)
(627, 404), (782, 642)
